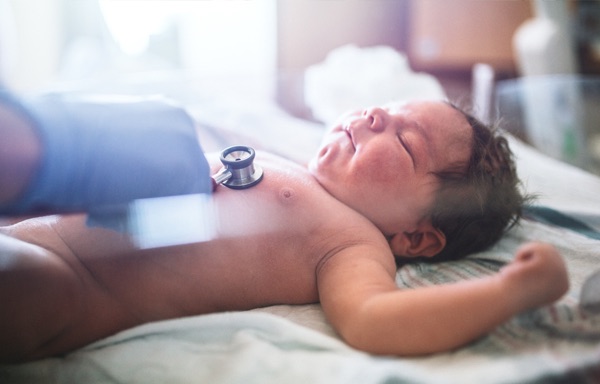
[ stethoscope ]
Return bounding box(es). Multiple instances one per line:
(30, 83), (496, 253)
(211, 145), (264, 190)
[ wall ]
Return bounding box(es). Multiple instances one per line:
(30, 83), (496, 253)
(408, 0), (532, 73)
(276, 0), (408, 71)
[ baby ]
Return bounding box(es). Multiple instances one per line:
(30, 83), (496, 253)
(0, 100), (568, 363)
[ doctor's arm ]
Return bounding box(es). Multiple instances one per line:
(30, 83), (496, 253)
(0, 90), (212, 215)
(0, 100), (41, 206)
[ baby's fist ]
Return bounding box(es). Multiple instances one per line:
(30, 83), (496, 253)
(500, 242), (569, 311)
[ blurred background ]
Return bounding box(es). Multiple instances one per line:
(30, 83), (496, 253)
(1, 0), (599, 173)
(0, 1), (594, 104)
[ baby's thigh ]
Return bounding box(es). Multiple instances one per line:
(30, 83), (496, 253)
(0, 229), (84, 362)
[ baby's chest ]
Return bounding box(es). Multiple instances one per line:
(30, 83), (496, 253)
(212, 172), (325, 237)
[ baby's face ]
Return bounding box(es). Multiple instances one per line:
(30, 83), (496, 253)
(309, 100), (473, 236)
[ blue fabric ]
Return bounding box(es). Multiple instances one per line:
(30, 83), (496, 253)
(0, 91), (211, 214)
(524, 205), (600, 241)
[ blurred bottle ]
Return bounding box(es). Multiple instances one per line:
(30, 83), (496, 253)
(514, 0), (576, 75)
(513, 0), (586, 168)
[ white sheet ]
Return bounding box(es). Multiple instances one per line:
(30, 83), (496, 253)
(509, 134), (600, 230)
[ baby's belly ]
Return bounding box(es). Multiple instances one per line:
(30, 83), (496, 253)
(52, 214), (322, 321)
(48, 160), (333, 320)
(156, 233), (322, 311)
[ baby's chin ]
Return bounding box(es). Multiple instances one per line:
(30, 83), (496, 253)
(306, 156), (333, 190)
(306, 146), (333, 180)
(307, 157), (319, 178)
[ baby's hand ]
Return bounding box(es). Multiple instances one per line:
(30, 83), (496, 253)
(499, 242), (569, 312)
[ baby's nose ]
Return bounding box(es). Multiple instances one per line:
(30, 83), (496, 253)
(363, 107), (387, 131)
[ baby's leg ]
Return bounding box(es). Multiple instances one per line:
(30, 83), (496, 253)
(0, 224), (84, 362)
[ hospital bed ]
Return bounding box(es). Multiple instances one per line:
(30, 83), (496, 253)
(1, 70), (600, 384)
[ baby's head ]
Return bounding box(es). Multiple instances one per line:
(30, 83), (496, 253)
(424, 104), (526, 262)
(309, 100), (525, 262)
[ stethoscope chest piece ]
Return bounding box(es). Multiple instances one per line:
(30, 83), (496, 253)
(212, 145), (264, 190)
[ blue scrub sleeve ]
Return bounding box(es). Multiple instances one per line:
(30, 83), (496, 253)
(0, 91), (212, 214)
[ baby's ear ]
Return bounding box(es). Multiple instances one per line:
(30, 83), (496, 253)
(388, 226), (446, 258)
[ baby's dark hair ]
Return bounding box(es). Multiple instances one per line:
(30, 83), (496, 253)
(424, 104), (528, 262)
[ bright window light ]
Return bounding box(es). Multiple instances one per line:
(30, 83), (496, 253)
(99, 0), (275, 74)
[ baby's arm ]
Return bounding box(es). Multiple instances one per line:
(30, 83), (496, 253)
(317, 241), (568, 356)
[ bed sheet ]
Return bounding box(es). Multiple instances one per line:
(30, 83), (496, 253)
(2, 75), (600, 384)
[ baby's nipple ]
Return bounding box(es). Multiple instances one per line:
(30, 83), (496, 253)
(279, 187), (296, 202)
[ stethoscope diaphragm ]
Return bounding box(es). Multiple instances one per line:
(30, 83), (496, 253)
(212, 145), (264, 190)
